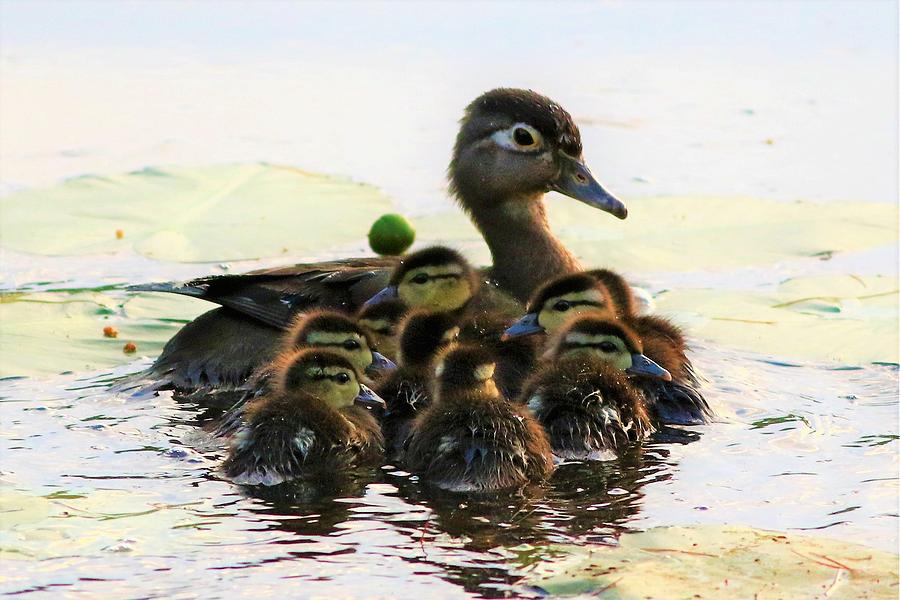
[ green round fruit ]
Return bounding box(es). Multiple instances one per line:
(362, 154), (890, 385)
(368, 213), (415, 256)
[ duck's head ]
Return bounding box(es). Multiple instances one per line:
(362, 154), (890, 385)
(365, 246), (478, 313)
(397, 309), (460, 368)
(434, 344), (500, 401)
(284, 310), (396, 378)
(355, 299), (407, 361)
(449, 88), (626, 220)
(549, 315), (671, 380)
(273, 348), (387, 410)
(503, 273), (615, 340)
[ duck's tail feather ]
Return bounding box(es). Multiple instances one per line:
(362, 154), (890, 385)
(127, 281), (208, 296)
(648, 379), (714, 426)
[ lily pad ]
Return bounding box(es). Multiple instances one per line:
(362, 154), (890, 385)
(526, 525), (898, 599)
(414, 195), (897, 273)
(0, 163), (393, 262)
(656, 275), (898, 364)
(0, 291), (206, 377)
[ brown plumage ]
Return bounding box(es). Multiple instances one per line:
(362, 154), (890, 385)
(355, 298), (408, 363)
(212, 310), (393, 438)
(375, 310), (459, 457)
(507, 271), (712, 425)
(368, 245), (538, 400)
(519, 317), (655, 460)
(586, 270), (709, 424)
(222, 349), (384, 486)
(403, 345), (554, 492)
(130, 88), (627, 393)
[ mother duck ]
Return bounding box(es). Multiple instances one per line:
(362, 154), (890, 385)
(133, 88), (627, 392)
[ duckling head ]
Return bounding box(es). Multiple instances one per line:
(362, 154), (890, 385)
(549, 315), (671, 380)
(365, 246), (478, 314)
(433, 344), (500, 401)
(503, 273), (615, 339)
(355, 298), (407, 361)
(284, 310), (396, 378)
(449, 88), (626, 219)
(397, 309), (460, 368)
(273, 348), (386, 410)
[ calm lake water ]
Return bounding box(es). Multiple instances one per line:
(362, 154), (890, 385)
(1, 1), (897, 597)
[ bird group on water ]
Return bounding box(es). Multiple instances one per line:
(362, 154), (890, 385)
(131, 88), (713, 493)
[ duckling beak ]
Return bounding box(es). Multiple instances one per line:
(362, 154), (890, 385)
(627, 353), (672, 381)
(551, 155), (628, 220)
(363, 285), (399, 307)
(365, 351), (397, 377)
(501, 312), (544, 340)
(355, 383), (387, 409)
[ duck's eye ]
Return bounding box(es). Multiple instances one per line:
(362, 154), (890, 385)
(513, 127), (535, 146)
(334, 372), (351, 384)
(342, 339), (361, 351)
(411, 273), (429, 284)
(553, 300), (571, 312)
(599, 341), (618, 353)
(492, 123), (544, 152)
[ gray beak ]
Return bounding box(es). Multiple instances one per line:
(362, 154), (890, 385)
(501, 312), (545, 340)
(363, 285), (399, 308)
(551, 154), (627, 220)
(355, 383), (387, 409)
(365, 351), (397, 377)
(627, 353), (672, 381)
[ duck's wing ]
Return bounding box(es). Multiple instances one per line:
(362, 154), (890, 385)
(130, 256), (399, 329)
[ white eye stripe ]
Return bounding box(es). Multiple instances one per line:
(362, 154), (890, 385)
(491, 123), (544, 152)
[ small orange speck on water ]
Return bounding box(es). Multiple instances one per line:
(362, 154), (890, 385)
(115, 229), (125, 239)
(103, 326), (118, 338)
(123, 342), (137, 354)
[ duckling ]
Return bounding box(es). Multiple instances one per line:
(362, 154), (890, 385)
(222, 349), (385, 486)
(404, 345), (554, 492)
(366, 245), (538, 399)
(355, 298), (408, 363)
(212, 310), (394, 437)
(243, 310), (395, 398)
(364, 246), (480, 315)
(502, 272), (616, 339)
(279, 310), (395, 382)
(132, 88), (627, 393)
(376, 310), (460, 457)
(504, 272), (712, 425)
(519, 315), (662, 461)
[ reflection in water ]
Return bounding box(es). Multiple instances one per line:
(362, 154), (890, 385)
(0, 344), (896, 597)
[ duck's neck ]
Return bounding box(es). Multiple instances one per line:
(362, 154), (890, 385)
(469, 195), (582, 301)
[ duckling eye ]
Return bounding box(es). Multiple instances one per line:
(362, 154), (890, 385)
(599, 341), (618, 353)
(334, 372), (351, 384)
(342, 339), (361, 351)
(411, 273), (429, 284)
(513, 127), (535, 146)
(553, 300), (571, 312)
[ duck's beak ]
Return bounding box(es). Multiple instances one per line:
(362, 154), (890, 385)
(363, 285), (399, 307)
(365, 351), (397, 377)
(355, 383), (387, 409)
(627, 353), (672, 381)
(551, 154), (627, 220)
(501, 312), (544, 340)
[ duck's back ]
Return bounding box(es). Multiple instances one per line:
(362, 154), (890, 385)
(404, 396), (553, 492)
(223, 395), (383, 485)
(376, 367), (433, 457)
(520, 359), (652, 459)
